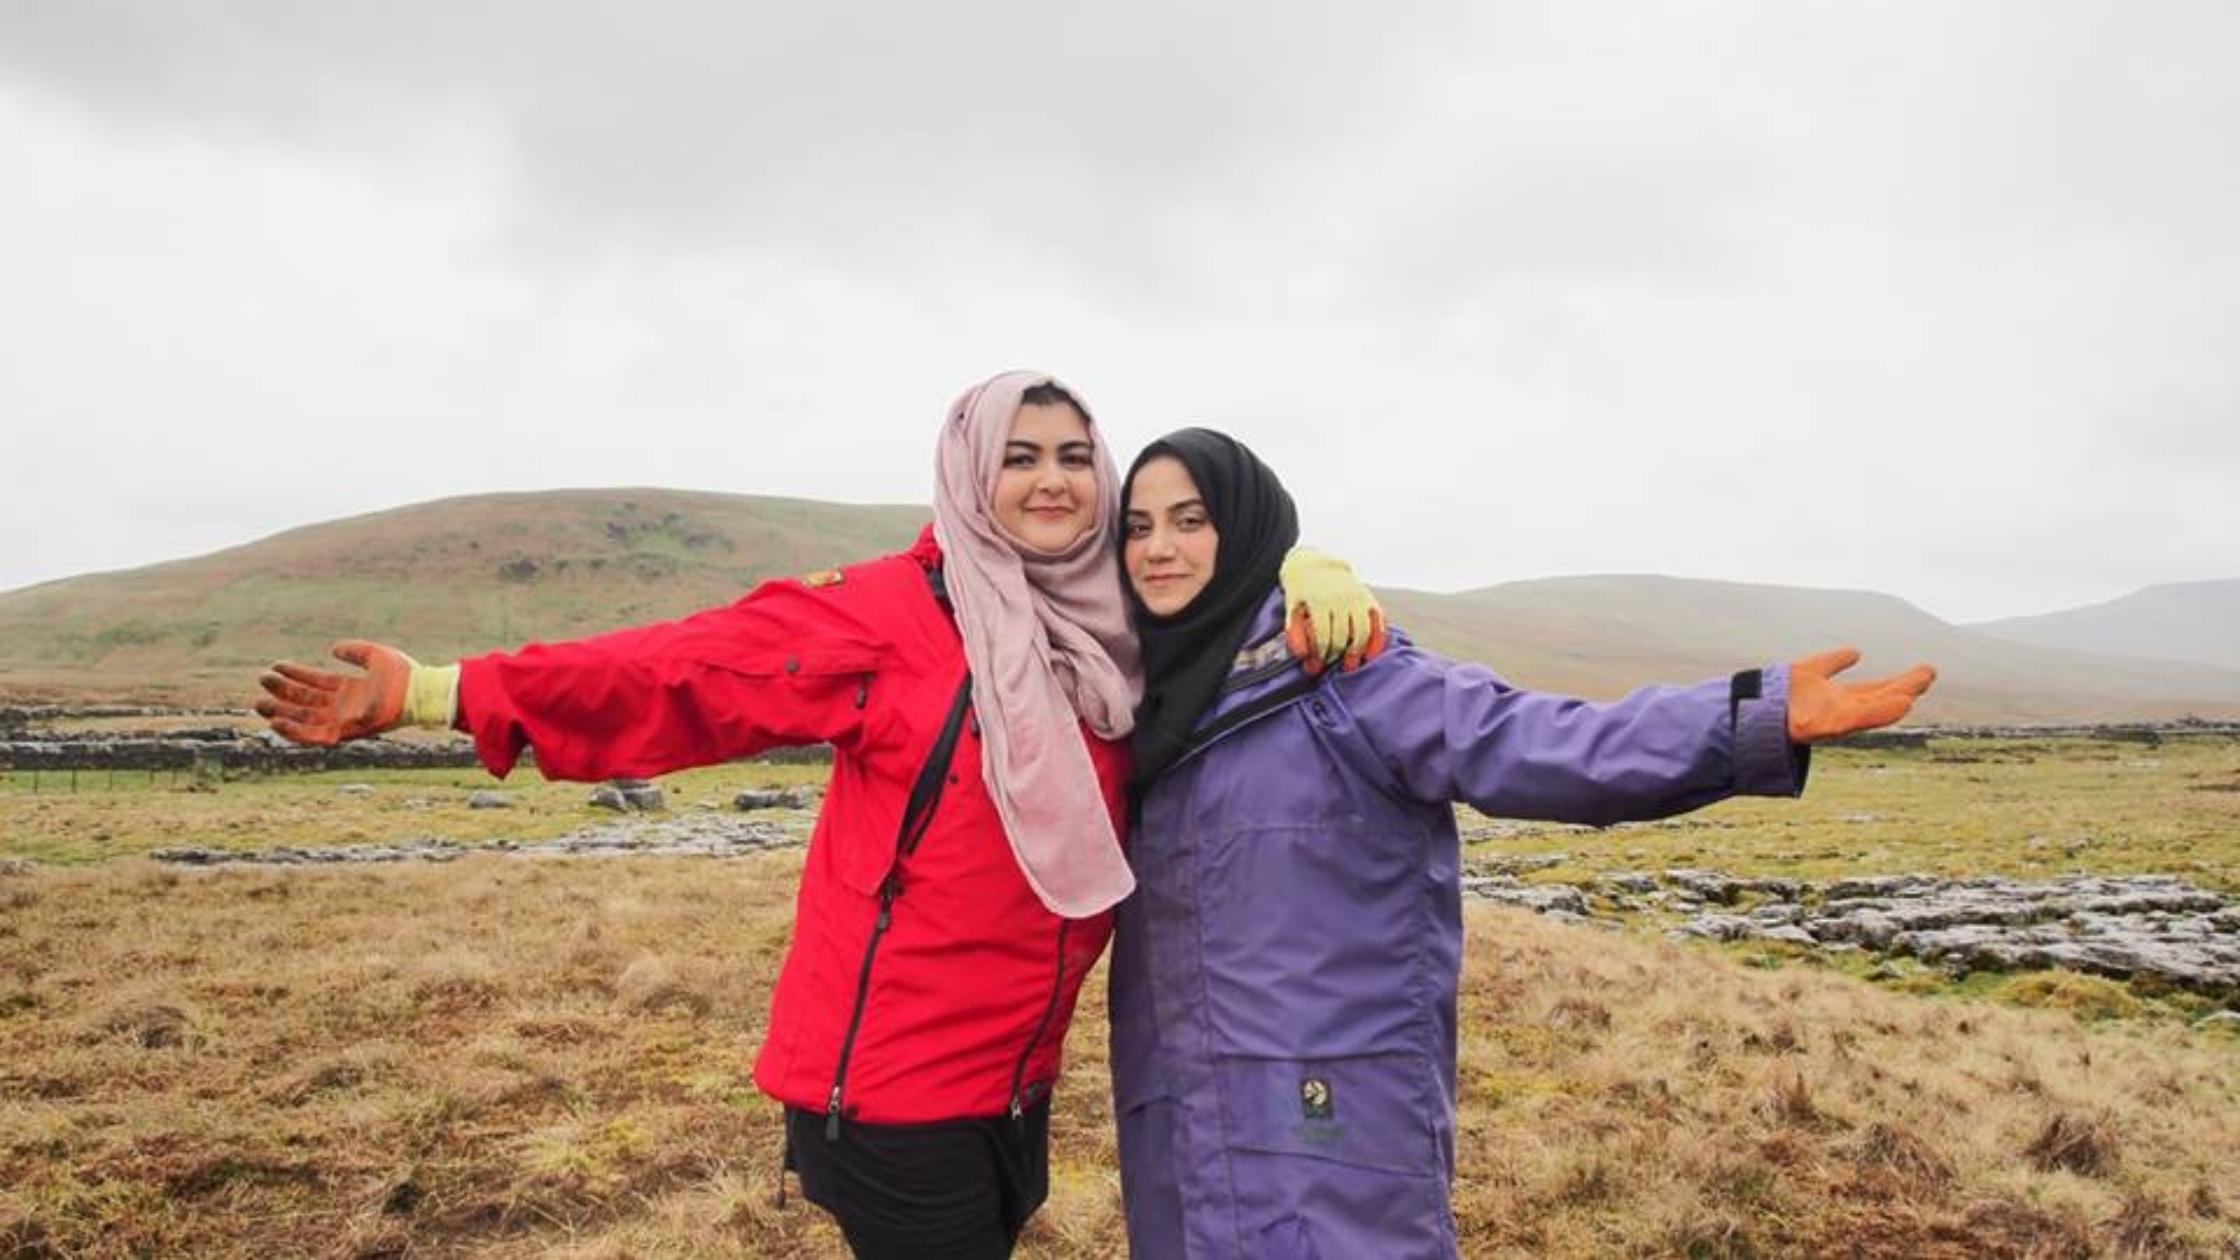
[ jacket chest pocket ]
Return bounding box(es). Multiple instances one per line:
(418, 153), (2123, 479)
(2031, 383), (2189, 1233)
(690, 647), (882, 749)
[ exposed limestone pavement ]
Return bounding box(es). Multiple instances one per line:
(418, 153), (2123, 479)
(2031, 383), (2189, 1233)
(149, 810), (807, 866)
(1457, 862), (2239, 996)
(1663, 873), (2237, 994)
(1704, 874), (2238, 992)
(0, 718), (840, 771)
(1460, 875), (1594, 921)
(0, 731), (486, 771)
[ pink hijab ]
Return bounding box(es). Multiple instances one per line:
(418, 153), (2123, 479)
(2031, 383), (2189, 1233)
(932, 371), (1141, 918)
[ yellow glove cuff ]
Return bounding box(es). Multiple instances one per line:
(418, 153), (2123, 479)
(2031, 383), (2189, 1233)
(1280, 547), (1354, 597)
(404, 662), (460, 729)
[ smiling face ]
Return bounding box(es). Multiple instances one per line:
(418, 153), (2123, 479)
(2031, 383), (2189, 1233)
(1123, 454), (1219, 616)
(993, 401), (1100, 553)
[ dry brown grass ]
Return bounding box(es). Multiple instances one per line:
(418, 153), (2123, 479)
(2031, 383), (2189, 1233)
(2024, 1111), (2122, 1177)
(1444, 916), (2239, 1258)
(0, 858), (2235, 1257)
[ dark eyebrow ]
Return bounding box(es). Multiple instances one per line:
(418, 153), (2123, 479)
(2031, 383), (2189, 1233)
(1005, 438), (1097, 453)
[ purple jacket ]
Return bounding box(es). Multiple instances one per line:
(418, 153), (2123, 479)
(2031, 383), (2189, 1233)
(1110, 595), (1806, 1258)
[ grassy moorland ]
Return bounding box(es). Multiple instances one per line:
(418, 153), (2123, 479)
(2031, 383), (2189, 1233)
(1467, 734), (2240, 893)
(6, 736), (2235, 888)
(1, 739), (2236, 1257)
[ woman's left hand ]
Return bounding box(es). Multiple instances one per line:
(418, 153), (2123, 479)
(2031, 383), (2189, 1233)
(1279, 548), (1390, 675)
(1787, 647), (1937, 741)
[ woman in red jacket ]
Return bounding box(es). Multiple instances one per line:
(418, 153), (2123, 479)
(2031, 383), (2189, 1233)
(254, 371), (1376, 1258)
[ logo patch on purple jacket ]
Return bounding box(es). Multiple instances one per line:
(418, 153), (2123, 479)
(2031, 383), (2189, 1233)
(1300, 1076), (1334, 1120)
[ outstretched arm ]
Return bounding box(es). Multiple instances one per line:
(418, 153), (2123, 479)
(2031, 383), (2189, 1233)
(254, 581), (886, 781)
(1338, 644), (1798, 826)
(1337, 637), (1935, 826)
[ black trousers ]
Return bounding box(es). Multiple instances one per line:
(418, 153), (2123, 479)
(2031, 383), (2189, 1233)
(784, 1103), (1051, 1260)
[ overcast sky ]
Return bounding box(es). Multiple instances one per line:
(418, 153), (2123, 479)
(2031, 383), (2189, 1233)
(2, 2), (2233, 623)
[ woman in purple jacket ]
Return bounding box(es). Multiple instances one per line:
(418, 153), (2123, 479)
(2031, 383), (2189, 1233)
(1110, 429), (1935, 1258)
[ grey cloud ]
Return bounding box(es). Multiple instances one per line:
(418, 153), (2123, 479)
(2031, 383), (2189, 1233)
(12, 2), (2233, 320)
(0, 2), (1465, 303)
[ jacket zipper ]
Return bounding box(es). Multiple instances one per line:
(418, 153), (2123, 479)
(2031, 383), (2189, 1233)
(1173, 673), (1325, 773)
(1218, 653), (1295, 697)
(825, 870), (904, 1140)
(1007, 920), (1070, 1123)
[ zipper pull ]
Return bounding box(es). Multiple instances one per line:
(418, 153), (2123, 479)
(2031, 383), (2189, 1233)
(877, 873), (902, 928)
(1009, 1093), (1024, 1124)
(825, 1087), (843, 1141)
(855, 675), (871, 709)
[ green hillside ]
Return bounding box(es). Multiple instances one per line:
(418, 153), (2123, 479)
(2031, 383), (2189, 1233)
(0, 490), (927, 705)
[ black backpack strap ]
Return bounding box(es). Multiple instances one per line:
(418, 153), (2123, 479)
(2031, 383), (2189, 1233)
(895, 672), (975, 859)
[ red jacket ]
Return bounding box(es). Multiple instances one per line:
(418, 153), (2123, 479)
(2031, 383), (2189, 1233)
(458, 527), (1130, 1124)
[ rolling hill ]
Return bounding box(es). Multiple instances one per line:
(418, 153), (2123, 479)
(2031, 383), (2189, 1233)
(1968, 579), (2240, 674)
(1378, 576), (2240, 724)
(3, 489), (2236, 723)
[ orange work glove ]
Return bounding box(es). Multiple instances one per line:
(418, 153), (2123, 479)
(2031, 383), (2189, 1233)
(1787, 647), (1937, 742)
(1288, 606), (1390, 677)
(255, 640), (446, 746)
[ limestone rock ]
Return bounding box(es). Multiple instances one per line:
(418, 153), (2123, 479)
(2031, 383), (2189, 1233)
(590, 779), (665, 812)
(1671, 914), (1755, 942)
(734, 788), (815, 812)
(1461, 877), (1590, 917)
(1665, 869), (1743, 905)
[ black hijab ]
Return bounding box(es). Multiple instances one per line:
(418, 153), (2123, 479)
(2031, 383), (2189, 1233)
(1122, 428), (1299, 790)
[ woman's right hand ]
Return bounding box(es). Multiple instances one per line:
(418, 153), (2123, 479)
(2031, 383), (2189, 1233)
(255, 640), (420, 745)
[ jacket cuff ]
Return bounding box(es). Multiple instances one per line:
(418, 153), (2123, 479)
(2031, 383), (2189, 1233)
(1733, 664), (1809, 797)
(456, 656), (525, 780)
